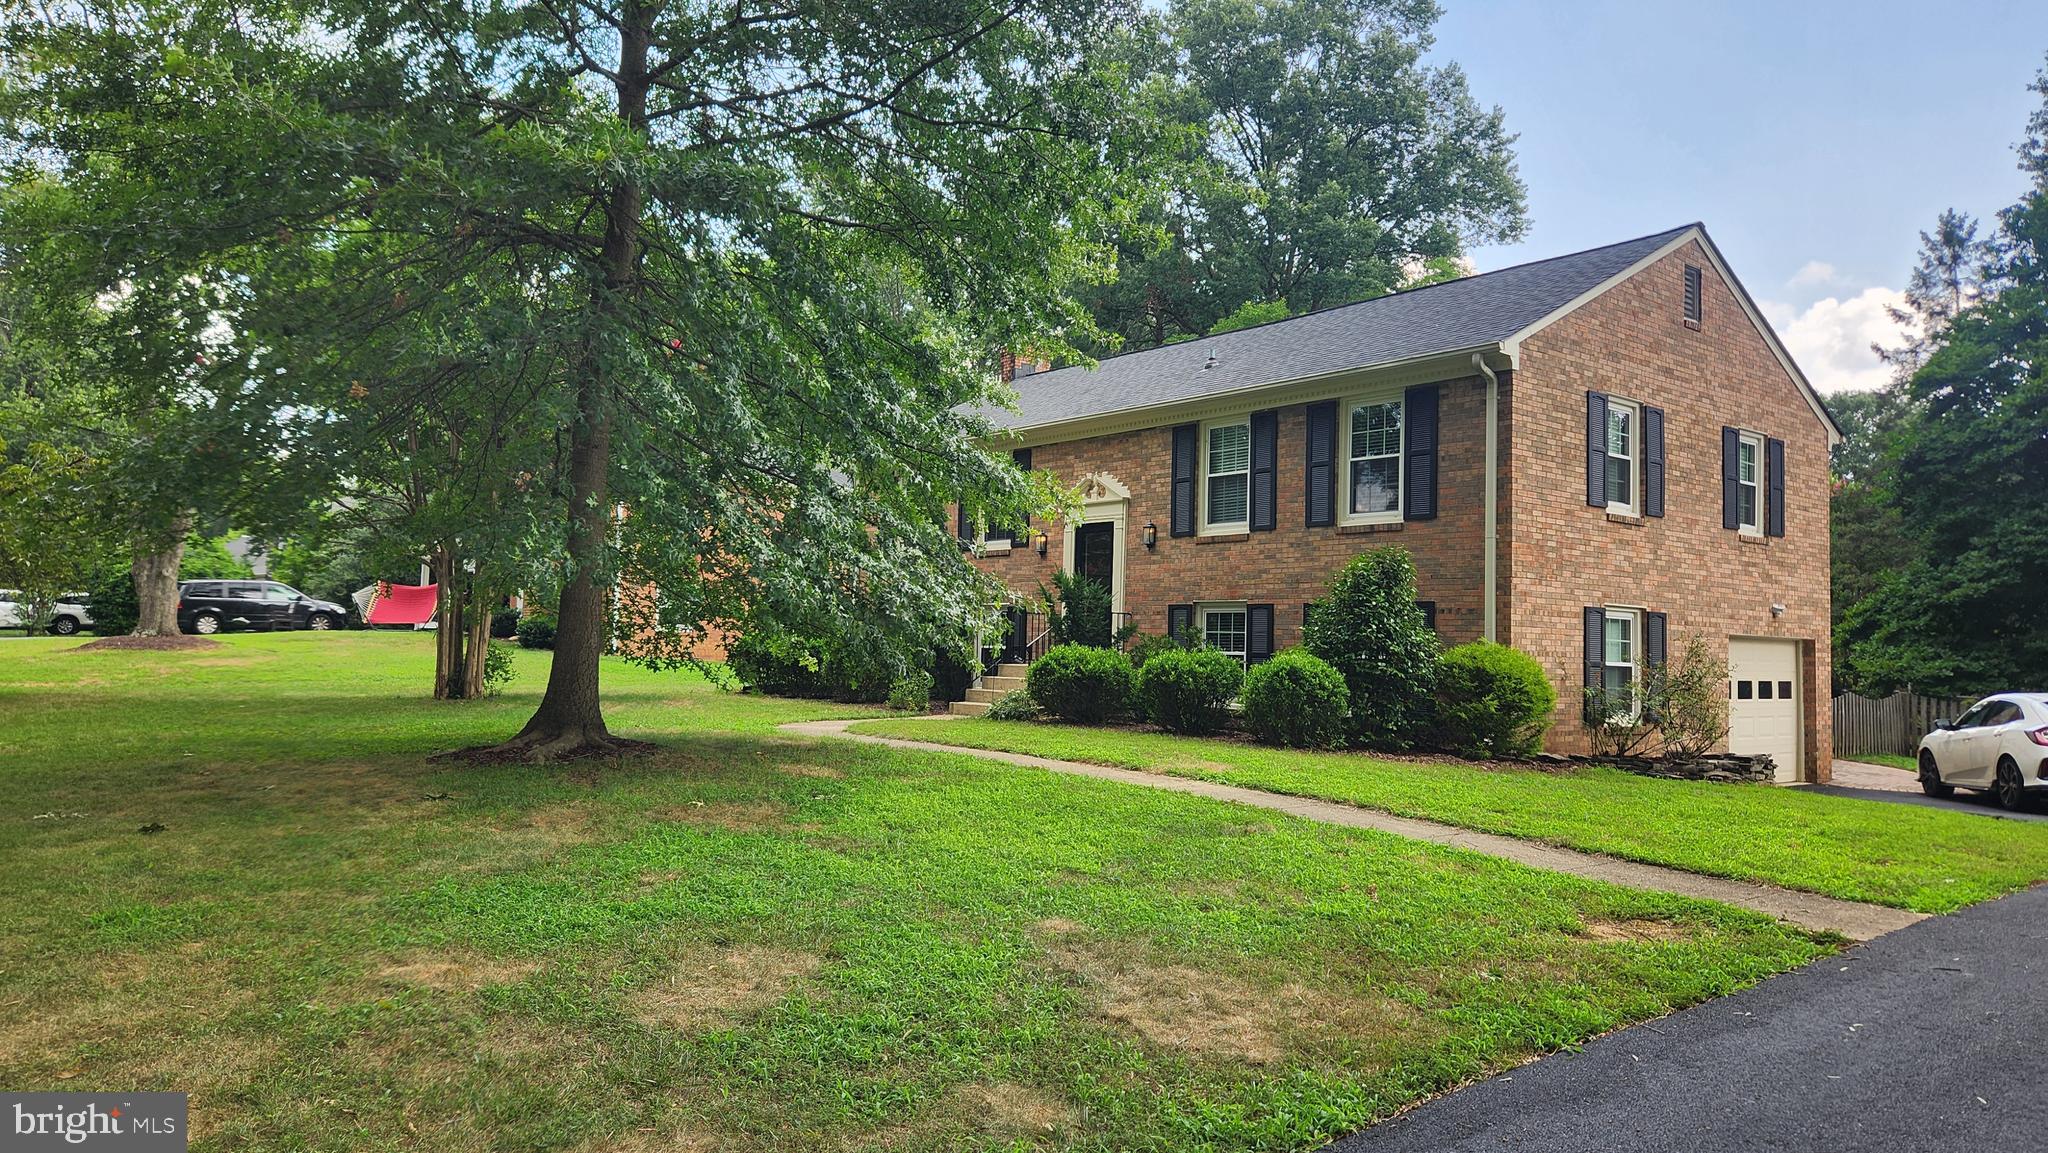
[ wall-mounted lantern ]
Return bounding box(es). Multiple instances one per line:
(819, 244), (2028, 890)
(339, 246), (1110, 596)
(1142, 521), (1158, 550)
(1034, 531), (1049, 557)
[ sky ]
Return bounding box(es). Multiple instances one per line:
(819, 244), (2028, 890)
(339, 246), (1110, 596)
(1427, 0), (2048, 393)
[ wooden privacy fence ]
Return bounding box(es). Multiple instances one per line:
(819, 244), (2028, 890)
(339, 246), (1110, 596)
(1832, 691), (1975, 759)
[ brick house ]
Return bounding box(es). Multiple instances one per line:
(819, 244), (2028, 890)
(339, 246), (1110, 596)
(958, 224), (1843, 782)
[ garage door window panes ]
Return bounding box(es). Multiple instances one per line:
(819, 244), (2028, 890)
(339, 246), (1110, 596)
(1603, 609), (1639, 717)
(1202, 607), (1249, 663)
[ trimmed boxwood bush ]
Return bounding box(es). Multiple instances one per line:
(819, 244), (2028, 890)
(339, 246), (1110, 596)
(1026, 643), (1133, 724)
(1135, 647), (1243, 735)
(1302, 546), (1440, 749)
(514, 612), (557, 651)
(1432, 641), (1557, 758)
(1241, 649), (1350, 749)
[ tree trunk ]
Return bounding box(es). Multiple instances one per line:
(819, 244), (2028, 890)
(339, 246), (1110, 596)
(131, 515), (190, 637)
(463, 586), (491, 699)
(457, 3), (653, 762)
(432, 547), (466, 699)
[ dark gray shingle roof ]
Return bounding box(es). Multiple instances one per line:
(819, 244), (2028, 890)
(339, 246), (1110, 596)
(992, 224), (1697, 431)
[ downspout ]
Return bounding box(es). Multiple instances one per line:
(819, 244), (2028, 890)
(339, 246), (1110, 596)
(1472, 353), (1499, 643)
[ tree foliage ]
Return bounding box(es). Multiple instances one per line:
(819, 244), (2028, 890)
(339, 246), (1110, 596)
(1080, 0), (1525, 350)
(1835, 57), (2048, 696)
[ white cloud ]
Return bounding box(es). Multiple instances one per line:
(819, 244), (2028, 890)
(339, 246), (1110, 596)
(1760, 287), (1907, 394)
(1786, 260), (1839, 289)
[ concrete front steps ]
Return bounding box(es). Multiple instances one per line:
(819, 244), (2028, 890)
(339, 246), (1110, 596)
(947, 664), (1029, 716)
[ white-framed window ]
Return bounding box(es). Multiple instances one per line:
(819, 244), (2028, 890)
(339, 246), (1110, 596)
(1344, 396), (1404, 522)
(1604, 398), (1640, 515)
(1200, 603), (1249, 663)
(1602, 606), (1642, 719)
(1202, 419), (1251, 531)
(1736, 430), (1763, 535)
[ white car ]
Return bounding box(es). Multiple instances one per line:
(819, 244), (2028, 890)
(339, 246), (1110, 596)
(1917, 693), (2048, 809)
(0, 591), (95, 635)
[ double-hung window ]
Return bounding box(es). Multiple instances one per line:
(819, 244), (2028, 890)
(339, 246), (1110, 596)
(1201, 604), (1249, 664)
(1345, 397), (1403, 520)
(1203, 420), (1251, 530)
(1736, 431), (1763, 535)
(1604, 399), (1640, 515)
(1602, 607), (1641, 719)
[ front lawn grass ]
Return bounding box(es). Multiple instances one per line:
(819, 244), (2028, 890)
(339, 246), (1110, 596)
(850, 717), (2048, 914)
(0, 633), (1829, 1151)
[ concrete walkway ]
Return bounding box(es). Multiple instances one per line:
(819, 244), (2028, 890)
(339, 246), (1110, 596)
(1830, 757), (1918, 792)
(781, 719), (1927, 941)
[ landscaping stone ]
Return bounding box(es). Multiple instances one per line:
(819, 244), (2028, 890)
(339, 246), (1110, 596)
(1572, 752), (1778, 783)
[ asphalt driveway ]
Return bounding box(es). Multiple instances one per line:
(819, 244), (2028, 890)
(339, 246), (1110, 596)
(1329, 884), (2048, 1153)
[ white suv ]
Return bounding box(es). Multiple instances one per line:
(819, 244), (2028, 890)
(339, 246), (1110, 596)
(1917, 693), (2048, 809)
(0, 591), (95, 635)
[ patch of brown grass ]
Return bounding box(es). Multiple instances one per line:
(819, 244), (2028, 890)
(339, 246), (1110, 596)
(71, 635), (222, 652)
(949, 1082), (1081, 1139)
(1578, 917), (1692, 943)
(628, 945), (823, 1032)
(1045, 938), (1426, 1066)
(376, 951), (540, 993)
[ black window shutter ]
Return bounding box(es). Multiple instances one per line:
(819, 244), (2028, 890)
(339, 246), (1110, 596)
(1721, 427), (1741, 530)
(1586, 392), (1609, 508)
(1684, 265), (1703, 323)
(1643, 406), (1665, 518)
(956, 500), (970, 542)
(1403, 385), (1439, 521)
(1766, 437), (1786, 538)
(1249, 409), (1278, 531)
(1416, 600), (1437, 632)
(1304, 400), (1337, 527)
(1645, 611), (1667, 668)
(1583, 606), (1606, 723)
(1170, 423), (1197, 537)
(1167, 603), (1193, 641)
(1247, 604), (1274, 663)
(1013, 447), (1032, 471)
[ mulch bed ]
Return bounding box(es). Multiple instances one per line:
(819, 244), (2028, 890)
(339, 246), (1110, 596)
(70, 635), (222, 652)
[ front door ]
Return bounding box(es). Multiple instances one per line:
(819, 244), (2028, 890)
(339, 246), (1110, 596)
(1071, 521), (1115, 636)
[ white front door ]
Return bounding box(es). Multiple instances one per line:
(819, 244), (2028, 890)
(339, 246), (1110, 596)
(1728, 638), (1802, 783)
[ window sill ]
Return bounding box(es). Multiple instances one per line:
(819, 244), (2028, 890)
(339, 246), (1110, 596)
(1196, 532), (1250, 545)
(1605, 511), (1644, 526)
(980, 544), (1014, 557)
(1737, 531), (1768, 545)
(1336, 521), (1405, 535)
(1684, 318), (1702, 331)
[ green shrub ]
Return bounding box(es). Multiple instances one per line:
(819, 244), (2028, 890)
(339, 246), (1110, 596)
(1134, 647), (1243, 735)
(1302, 546), (1440, 748)
(1432, 642), (1556, 757)
(490, 607), (521, 639)
(984, 689), (1041, 721)
(1026, 643), (1133, 724)
(1241, 650), (1350, 748)
(514, 612), (557, 651)
(480, 641), (517, 696)
(726, 632), (825, 696)
(1125, 630), (1197, 669)
(84, 569), (139, 635)
(1040, 570), (1136, 649)
(887, 668), (934, 711)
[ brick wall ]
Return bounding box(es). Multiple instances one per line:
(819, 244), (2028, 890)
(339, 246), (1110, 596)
(967, 374), (1495, 649)
(1508, 241), (1835, 778)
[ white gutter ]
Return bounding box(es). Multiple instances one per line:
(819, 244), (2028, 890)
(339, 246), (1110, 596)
(1472, 352), (1500, 642)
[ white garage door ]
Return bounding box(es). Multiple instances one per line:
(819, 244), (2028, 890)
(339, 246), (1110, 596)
(1728, 638), (1801, 783)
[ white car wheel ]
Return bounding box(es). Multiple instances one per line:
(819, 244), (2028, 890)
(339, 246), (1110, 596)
(308, 614), (332, 631)
(193, 613), (221, 635)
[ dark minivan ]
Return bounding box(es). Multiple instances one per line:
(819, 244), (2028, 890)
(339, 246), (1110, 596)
(178, 580), (349, 635)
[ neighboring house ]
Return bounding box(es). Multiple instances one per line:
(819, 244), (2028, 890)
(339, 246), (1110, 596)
(958, 224), (1841, 782)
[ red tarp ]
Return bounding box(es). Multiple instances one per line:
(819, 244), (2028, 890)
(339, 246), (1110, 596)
(359, 581), (440, 625)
